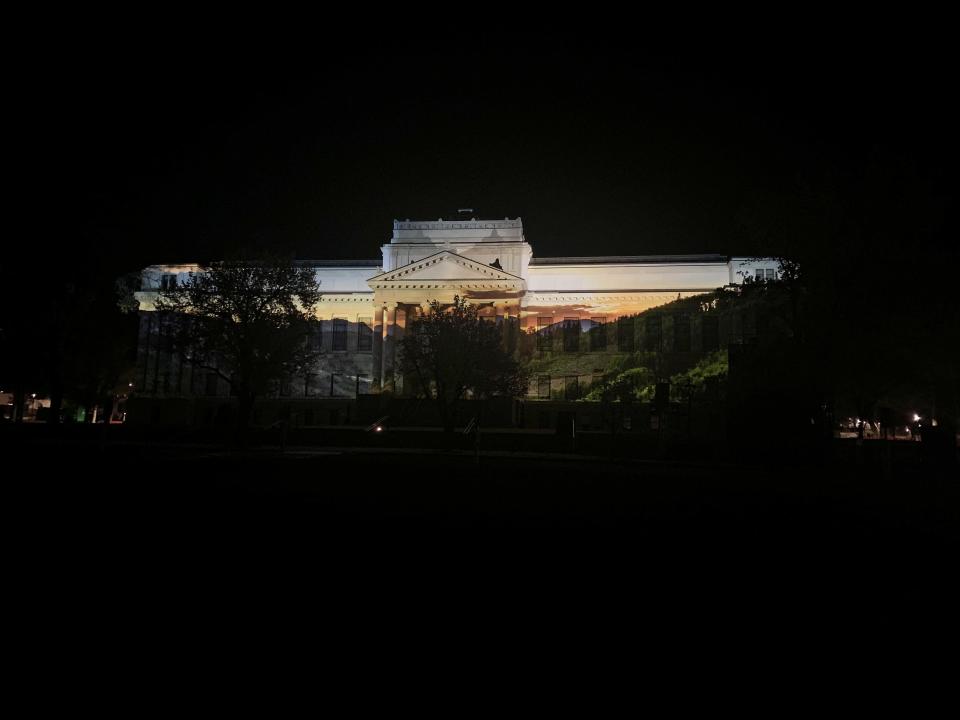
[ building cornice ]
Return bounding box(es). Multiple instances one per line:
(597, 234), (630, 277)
(394, 219), (522, 231)
(529, 254), (727, 266)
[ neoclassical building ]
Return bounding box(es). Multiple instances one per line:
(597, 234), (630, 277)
(134, 217), (777, 405)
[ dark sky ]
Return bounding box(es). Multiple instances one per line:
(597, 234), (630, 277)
(26, 30), (953, 274)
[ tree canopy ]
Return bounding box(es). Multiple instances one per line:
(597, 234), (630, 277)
(398, 296), (529, 433)
(154, 256), (321, 437)
(736, 153), (957, 430)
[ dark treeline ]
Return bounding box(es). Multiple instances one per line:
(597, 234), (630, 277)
(0, 252), (139, 423)
(736, 149), (957, 437)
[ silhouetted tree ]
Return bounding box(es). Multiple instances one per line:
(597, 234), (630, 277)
(736, 149), (957, 441)
(154, 256), (321, 443)
(398, 296), (529, 434)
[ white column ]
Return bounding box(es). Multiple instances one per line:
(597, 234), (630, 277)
(381, 302), (399, 394)
(371, 303), (385, 393)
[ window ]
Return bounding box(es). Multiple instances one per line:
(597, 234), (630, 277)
(538, 375), (550, 399)
(280, 377), (291, 396)
(563, 317), (579, 352)
(357, 317), (373, 351)
(160, 274), (177, 290)
(617, 317), (634, 352)
(309, 320), (323, 351)
(765, 268), (776, 280)
(590, 317), (607, 351)
(332, 318), (347, 351)
(564, 376), (579, 400)
(330, 374), (352, 397)
(537, 317), (552, 351)
(305, 374), (318, 397)
(592, 369), (604, 388)
(356, 375), (372, 395)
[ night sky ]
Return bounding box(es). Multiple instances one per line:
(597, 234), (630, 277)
(28, 31), (953, 275)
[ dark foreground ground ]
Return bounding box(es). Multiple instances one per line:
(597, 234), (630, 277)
(8, 431), (958, 645)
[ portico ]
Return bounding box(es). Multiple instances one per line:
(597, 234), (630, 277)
(367, 249), (527, 393)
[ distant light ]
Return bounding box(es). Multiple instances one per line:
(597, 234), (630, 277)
(128, 383), (134, 388)
(932, 419), (938, 427)
(906, 427), (911, 433)
(913, 413), (921, 422)
(31, 393), (36, 399)
(375, 426), (382, 432)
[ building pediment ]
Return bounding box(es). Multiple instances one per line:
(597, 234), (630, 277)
(367, 250), (526, 290)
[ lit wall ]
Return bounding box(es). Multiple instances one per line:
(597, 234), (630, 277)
(527, 262), (730, 293)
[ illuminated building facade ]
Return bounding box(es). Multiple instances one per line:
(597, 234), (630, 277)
(134, 218), (778, 411)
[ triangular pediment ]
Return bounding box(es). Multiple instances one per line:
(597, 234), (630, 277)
(367, 251), (524, 284)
